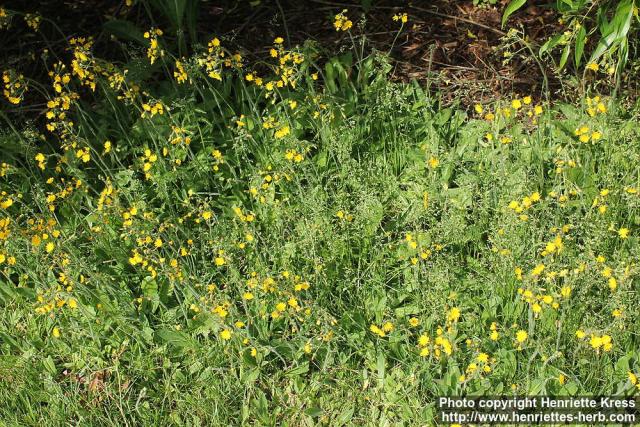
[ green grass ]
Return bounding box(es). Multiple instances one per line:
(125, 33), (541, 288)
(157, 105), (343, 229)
(0, 19), (639, 426)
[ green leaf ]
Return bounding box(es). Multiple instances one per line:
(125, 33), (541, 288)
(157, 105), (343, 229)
(153, 0), (186, 29)
(141, 276), (157, 295)
(155, 328), (196, 350)
(559, 43), (571, 70)
(103, 19), (147, 44)
(574, 25), (586, 68)
(285, 362), (309, 378)
(539, 34), (563, 56)
(502, 0), (527, 28)
(305, 406), (323, 417)
(0, 331), (21, 351)
(240, 367), (260, 384)
(376, 351), (386, 389)
(528, 378), (546, 395)
(335, 406), (354, 425)
(43, 356), (57, 375)
(588, 0), (634, 64)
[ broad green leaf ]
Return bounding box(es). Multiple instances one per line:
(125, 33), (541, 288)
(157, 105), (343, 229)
(335, 406), (354, 425)
(574, 24), (586, 67)
(559, 43), (571, 70)
(540, 34), (563, 56)
(588, 0), (634, 64)
(155, 328), (196, 349)
(305, 406), (323, 417)
(285, 362), (309, 378)
(103, 19), (146, 44)
(502, 0), (527, 28)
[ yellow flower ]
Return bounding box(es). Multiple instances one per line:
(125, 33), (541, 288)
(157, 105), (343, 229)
(215, 257), (225, 266)
(511, 99), (522, 110)
(334, 10), (353, 32)
(45, 242), (55, 253)
(418, 334), (430, 346)
(202, 211), (212, 220)
(275, 126), (290, 139)
(515, 330), (528, 343)
(220, 329), (232, 340)
(447, 307), (461, 322)
(52, 327), (61, 338)
(618, 228), (630, 239)
(370, 324), (385, 337)
(392, 13), (408, 24)
(586, 62), (599, 72)
(531, 264), (545, 276)
(408, 317), (420, 327)
(428, 156), (439, 169)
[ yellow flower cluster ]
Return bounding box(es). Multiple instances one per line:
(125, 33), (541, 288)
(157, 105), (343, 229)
(0, 192), (14, 210)
(586, 95), (607, 117)
(507, 191), (541, 221)
(392, 12), (408, 24)
(460, 352), (493, 383)
(2, 69), (27, 104)
(284, 148), (304, 163)
(174, 60), (189, 84)
(244, 38), (305, 95)
(69, 37), (97, 91)
(45, 63), (79, 144)
(197, 37), (242, 81)
(143, 27), (164, 65)
(574, 124), (602, 143)
(0, 7), (9, 29)
(140, 148), (158, 179)
(141, 101), (164, 118)
(476, 96), (543, 123)
(370, 321), (394, 337)
(404, 232), (437, 266)
(24, 13), (41, 31)
(334, 9), (353, 32)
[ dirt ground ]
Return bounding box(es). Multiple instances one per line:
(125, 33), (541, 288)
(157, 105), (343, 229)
(209, 0), (565, 104)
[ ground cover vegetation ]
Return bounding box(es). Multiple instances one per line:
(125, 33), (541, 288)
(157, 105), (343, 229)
(0, 0), (639, 425)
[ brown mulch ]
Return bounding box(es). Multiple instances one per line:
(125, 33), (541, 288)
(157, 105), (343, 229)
(207, 0), (564, 105)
